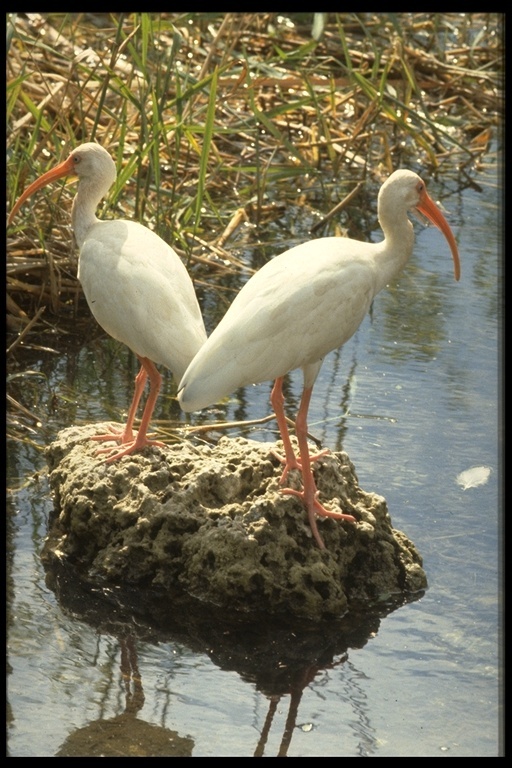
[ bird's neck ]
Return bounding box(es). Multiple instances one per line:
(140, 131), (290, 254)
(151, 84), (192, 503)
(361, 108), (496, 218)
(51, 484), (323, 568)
(374, 206), (415, 293)
(71, 180), (104, 248)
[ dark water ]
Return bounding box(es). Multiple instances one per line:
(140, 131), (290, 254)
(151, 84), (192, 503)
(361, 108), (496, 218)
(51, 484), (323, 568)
(7, 153), (501, 756)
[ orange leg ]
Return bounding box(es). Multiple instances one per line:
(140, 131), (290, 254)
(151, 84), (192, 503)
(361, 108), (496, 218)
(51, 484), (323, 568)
(280, 385), (356, 549)
(91, 363), (148, 446)
(270, 377), (301, 483)
(94, 356), (165, 462)
(270, 377), (328, 485)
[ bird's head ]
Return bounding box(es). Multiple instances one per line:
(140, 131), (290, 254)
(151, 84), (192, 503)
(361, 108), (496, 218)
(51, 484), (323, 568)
(8, 143), (117, 226)
(379, 169), (461, 281)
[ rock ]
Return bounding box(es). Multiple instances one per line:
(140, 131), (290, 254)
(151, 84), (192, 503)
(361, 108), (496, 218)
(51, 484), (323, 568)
(42, 423), (427, 620)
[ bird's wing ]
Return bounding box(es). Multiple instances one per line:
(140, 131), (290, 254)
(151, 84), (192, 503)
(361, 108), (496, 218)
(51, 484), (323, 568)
(78, 221), (206, 380)
(179, 238), (377, 410)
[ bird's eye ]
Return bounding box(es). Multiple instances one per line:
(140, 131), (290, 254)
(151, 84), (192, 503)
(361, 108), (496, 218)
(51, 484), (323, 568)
(416, 181), (424, 194)
(73, 155), (81, 165)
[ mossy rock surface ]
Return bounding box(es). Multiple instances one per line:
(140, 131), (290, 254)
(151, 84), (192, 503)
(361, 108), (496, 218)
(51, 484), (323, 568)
(43, 423), (427, 620)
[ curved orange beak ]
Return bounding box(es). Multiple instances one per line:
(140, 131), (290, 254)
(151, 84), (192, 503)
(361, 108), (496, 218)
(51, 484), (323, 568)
(417, 188), (461, 281)
(8, 154), (77, 227)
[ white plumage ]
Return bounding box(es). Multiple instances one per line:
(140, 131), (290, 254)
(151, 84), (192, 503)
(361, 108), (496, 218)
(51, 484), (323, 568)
(9, 142), (206, 461)
(178, 170), (460, 547)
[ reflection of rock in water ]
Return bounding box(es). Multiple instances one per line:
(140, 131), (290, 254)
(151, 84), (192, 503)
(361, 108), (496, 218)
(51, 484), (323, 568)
(43, 423), (427, 621)
(45, 558), (413, 757)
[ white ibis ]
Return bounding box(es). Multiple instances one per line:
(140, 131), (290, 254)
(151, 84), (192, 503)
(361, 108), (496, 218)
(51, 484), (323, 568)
(8, 142), (207, 462)
(178, 170), (461, 548)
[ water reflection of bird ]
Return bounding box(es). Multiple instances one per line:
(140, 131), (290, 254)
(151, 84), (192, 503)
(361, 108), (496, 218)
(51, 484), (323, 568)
(8, 142), (207, 462)
(55, 635), (195, 757)
(178, 170), (461, 548)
